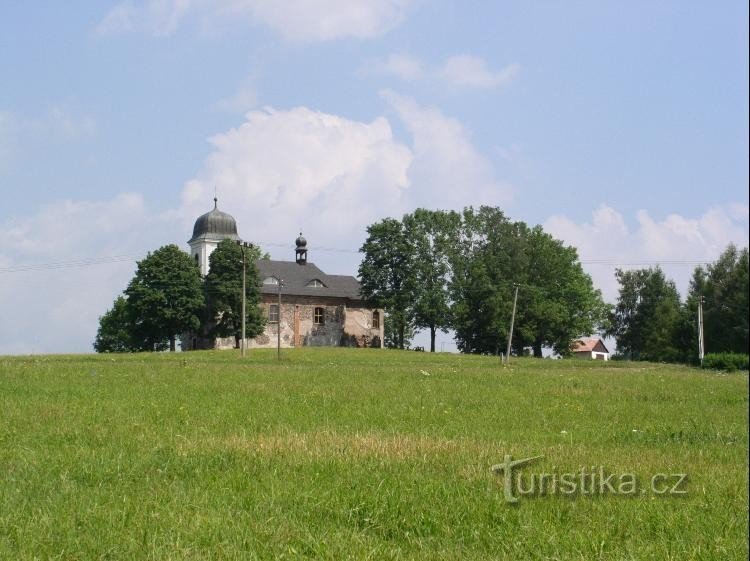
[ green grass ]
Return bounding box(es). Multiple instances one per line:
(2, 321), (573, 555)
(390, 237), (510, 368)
(0, 349), (747, 560)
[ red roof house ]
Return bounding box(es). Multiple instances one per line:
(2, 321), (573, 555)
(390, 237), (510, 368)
(572, 337), (610, 360)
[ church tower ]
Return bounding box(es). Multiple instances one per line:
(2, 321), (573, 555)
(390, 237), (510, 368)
(188, 198), (240, 275)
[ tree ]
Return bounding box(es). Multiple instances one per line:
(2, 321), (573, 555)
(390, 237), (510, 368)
(358, 218), (416, 349)
(94, 296), (135, 352)
(519, 227), (609, 357)
(701, 244), (749, 354)
(606, 267), (682, 361)
(203, 239), (265, 346)
(125, 244), (204, 351)
(383, 312), (416, 349)
(448, 207), (607, 356)
(404, 209), (459, 351)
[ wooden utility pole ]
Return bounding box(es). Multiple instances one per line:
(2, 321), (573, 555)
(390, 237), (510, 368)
(277, 279), (283, 361)
(698, 295), (705, 366)
(505, 283), (520, 364)
(236, 240), (254, 358)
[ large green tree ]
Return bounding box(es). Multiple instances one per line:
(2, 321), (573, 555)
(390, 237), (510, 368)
(448, 207), (606, 355)
(606, 267), (683, 361)
(125, 244), (204, 351)
(685, 244), (749, 356)
(358, 218), (415, 349)
(93, 295), (135, 352)
(404, 209), (460, 351)
(203, 239), (265, 346)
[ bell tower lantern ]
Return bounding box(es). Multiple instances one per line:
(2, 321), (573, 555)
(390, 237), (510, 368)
(295, 233), (307, 265)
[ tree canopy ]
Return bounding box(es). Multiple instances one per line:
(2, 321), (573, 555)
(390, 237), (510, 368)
(359, 206), (607, 355)
(93, 295), (135, 352)
(607, 245), (748, 363)
(124, 244), (205, 351)
(203, 239), (265, 346)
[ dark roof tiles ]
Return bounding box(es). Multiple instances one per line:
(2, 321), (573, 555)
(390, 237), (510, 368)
(256, 259), (363, 300)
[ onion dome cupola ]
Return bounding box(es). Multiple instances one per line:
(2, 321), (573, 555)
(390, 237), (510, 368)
(188, 197), (240, 243)
(295, 232), (308, 265)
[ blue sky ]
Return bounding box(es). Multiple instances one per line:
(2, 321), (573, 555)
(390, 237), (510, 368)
(1, 1), (747, 354)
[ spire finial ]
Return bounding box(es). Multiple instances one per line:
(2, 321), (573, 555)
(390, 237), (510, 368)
(213, 196), (218, 209)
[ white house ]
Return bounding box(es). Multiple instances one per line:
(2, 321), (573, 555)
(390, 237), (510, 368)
(572, 337), (610, 360)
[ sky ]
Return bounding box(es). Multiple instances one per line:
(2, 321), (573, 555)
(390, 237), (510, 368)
(0, 1), (747, 354)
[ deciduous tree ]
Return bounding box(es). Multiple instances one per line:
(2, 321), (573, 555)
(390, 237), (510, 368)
(203, 239), (265, 347)
(125, 244), (204, 351)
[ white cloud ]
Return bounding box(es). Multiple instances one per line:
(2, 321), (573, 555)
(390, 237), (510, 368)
(367, 53), (520, 90)
(180, 96), (510, 259)
(438, 56), (520, 90)
(366, 53), (424, 81)
(0, 193), (182, 354)
(381, 89), (512, 208)
(178, 105), (413, 258)
(545, 204), (750, 302)
(97, 0), (413, 40)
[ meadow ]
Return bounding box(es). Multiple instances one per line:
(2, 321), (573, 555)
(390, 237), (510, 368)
(0, 349), (747, 560)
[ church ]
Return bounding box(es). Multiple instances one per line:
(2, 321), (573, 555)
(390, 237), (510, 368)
(185, 199), (384, 350)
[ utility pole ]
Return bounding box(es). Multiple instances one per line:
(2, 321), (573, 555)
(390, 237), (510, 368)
(236, 240), (254, 358)
(277, 279), (284, 361)
(698, 295), (705, 366)
(505, 283), (520, 364)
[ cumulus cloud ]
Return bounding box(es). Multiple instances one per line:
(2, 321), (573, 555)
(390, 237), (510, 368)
(545, 204), (750, 302)
(0, 194), (181, 354)
(178, 105), (413, 258)
(381, 89), (512, 208)
(367, 53), (520, 90)
(97, 0), (413, 40)
(179, 96), (510, 261)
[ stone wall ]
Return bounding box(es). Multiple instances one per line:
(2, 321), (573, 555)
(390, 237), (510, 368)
(183, 296), (383, 351)
(249, 296), (383, 349)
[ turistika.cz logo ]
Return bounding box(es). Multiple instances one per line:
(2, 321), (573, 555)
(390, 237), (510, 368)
(491, 455), (688, 504)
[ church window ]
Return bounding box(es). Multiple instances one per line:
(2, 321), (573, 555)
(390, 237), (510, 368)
(269, 304), (279, 323)
(372, 311), (380, 329)
(263, 276), (279, 285)
(314, 307), (325, 325)
(194, 253), (199, 264)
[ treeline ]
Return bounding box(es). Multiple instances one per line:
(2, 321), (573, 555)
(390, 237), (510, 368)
(95, 240), (265, 352)
(358, 207), (609, 355)
(607, 244), (749, 363)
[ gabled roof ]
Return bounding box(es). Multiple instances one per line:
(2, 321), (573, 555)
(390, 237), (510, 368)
(256, 259), (364, 300)
(572, 337), (609, 354)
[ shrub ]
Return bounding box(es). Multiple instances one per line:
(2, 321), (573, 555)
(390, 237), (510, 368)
(702, 353), (749, 372)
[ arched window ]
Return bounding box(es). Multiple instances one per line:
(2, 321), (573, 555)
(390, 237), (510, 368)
(263, 276), (279, 285)
(306, 279), (326, 288)
(194, 253), (199, 264)
(372, 311), (380, 329)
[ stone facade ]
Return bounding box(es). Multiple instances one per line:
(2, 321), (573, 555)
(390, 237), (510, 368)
(209, 296), (383, 350)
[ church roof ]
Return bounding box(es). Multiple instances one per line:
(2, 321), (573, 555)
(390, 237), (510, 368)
(188, 198), (240, 243)
(256, 259), (364, 300)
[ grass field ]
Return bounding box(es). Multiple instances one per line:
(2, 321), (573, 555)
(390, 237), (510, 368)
(0, 349), (747, 560)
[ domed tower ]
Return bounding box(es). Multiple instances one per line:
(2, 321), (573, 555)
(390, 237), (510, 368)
(188, 198), (240, 275)
(295, 232), (307, 265)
